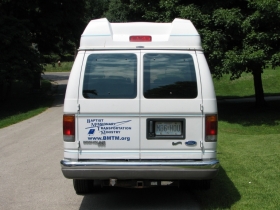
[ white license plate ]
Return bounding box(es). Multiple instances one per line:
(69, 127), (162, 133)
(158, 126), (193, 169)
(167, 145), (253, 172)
(155, 122), (182, 136)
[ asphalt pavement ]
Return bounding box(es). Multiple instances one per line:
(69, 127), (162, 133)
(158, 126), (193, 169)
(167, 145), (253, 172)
(0, 72), (200, 210)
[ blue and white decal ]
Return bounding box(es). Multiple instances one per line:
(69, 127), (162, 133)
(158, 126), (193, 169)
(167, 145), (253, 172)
(84, 119), (133, 142)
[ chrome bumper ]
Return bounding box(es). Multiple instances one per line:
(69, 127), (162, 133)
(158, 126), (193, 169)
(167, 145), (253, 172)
(61, 159), (219, 180)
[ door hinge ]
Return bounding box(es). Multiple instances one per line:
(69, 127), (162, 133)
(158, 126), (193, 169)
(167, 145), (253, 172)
(78, 141), (80, 149)
(200, 141), (204, 148)
(200, 104), (204, 112)
(78, 104), (80, 112)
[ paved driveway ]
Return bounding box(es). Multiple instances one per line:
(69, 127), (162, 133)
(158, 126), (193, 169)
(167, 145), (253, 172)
(0, 72), (200, 210)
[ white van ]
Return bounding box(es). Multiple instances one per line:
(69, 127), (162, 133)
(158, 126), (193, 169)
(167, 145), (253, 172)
(61, 18), (219, 194)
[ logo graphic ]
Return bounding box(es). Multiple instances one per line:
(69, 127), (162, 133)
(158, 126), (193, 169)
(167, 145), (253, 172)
(88, 129), (95, 135)
(85, 119), (132, 141)
(86, 120), (131, 130)
(172, 142), (182, 146)
(185, 141), (197, 146)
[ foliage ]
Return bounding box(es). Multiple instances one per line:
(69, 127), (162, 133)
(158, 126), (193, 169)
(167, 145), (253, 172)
(0, 0), (86, 99)
(1, 0), (279, 107)
(103, 0), (146, 22)
(84, 0), (110, 23)
(0, 13), (43, 99)
(30, 0), (87, 56)
(105, 0), (130, 22)
(110, 0), (280, 108)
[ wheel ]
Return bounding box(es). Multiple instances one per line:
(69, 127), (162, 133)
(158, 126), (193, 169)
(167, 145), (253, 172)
(73, 179), (93, 194)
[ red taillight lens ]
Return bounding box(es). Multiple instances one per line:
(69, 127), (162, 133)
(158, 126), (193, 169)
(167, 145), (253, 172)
(130, 36), (152, 42)
(63, 115), (75, 142)
(205, 115), (218, 142)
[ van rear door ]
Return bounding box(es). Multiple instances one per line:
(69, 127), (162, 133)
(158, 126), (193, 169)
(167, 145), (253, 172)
(77, 51), (140, 159)
(140, 51), (203, 159)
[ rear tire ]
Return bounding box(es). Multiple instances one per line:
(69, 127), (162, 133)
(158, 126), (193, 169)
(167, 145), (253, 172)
(73, 179), (93, 194)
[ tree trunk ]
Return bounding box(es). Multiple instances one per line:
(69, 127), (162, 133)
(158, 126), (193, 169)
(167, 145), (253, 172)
(252, 67), (266, 108)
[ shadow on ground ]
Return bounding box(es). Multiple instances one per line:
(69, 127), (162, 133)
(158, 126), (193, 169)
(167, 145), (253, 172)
(0, 80), (53, 124)
(52, 83), (67, 107)
(42, 73), (70, 82)
(218, 99), (280, 127)
(77, 166), (240, 210)
(192, 166), (241, 209)
(217, 93), (280, 100)
(79, 186), (199, 210)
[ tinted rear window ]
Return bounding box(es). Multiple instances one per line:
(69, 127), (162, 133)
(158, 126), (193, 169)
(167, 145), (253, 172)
(143, 54), (197, 99)
(83, 54), (137, 99)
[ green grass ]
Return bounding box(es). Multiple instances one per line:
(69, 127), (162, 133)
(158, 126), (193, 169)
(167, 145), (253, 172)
(45, 61), (73, 72)
(0, 80), (53, 128)
(193, 68), (280, 209)
(213, 67), (280, 98)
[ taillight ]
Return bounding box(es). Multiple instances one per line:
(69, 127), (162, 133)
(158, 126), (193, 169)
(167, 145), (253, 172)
(130, 35), (152, 42)
(63, 114), (75, 142)
(205, 115), (217, 142)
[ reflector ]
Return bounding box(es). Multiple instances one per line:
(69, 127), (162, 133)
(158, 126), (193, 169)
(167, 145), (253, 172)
(205, 115), (217, 142)
(63, 115), (75, 137)
(130, 36), (152, 42)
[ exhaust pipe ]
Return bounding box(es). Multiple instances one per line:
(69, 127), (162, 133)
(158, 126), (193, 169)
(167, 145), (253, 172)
(136, 181), (144, 188)
(110, 179), (117, 186)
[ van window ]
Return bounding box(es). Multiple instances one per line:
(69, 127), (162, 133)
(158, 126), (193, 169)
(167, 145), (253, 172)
(83, 54), (137, 99)
(143, 54), (197, 98)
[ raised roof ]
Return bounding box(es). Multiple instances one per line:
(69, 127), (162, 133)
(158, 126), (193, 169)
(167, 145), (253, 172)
(80, 18), (202, 50)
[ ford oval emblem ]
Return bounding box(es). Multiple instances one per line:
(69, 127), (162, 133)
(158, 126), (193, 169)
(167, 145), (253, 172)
(185, 141), (197, 146)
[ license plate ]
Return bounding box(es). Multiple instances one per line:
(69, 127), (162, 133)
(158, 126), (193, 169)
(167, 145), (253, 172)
(155, 122), (182, 136)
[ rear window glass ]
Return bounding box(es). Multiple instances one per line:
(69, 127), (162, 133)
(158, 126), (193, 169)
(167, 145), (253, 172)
(143, 54), (197, 99)
(83, 54), (137, 99)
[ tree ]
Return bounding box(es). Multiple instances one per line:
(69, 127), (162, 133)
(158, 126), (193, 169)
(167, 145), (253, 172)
(0, 1), (43, 99)
(85, 0), (110, 23)
(105, 0), (144, 22)
(238, 0), (280, 107)
(199, 0), (280, 108)
(139, 0), (280, 107)
(0, 0), (87, 98)
(205, 0), (280, 108)
(30, 0), (87, 58)
(105, 0), (129, 22)
(128, 0), (280, 108)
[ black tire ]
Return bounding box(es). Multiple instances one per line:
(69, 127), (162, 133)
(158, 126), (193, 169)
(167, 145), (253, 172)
(73, 179), (94, 195)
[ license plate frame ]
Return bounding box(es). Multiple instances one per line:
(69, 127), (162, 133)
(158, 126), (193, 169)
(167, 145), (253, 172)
(146, 118), (185, 139)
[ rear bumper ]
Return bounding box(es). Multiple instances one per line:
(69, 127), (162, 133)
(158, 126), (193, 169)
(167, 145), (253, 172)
(61, 159), (219, 180)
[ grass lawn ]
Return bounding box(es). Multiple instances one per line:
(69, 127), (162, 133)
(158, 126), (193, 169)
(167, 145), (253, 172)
(194, 100), (280, 209)
(0, 80), (53, 128)
(213, 67), (280, 98)
(194, 68), (280, 209)
(44, 61), (73, 72)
